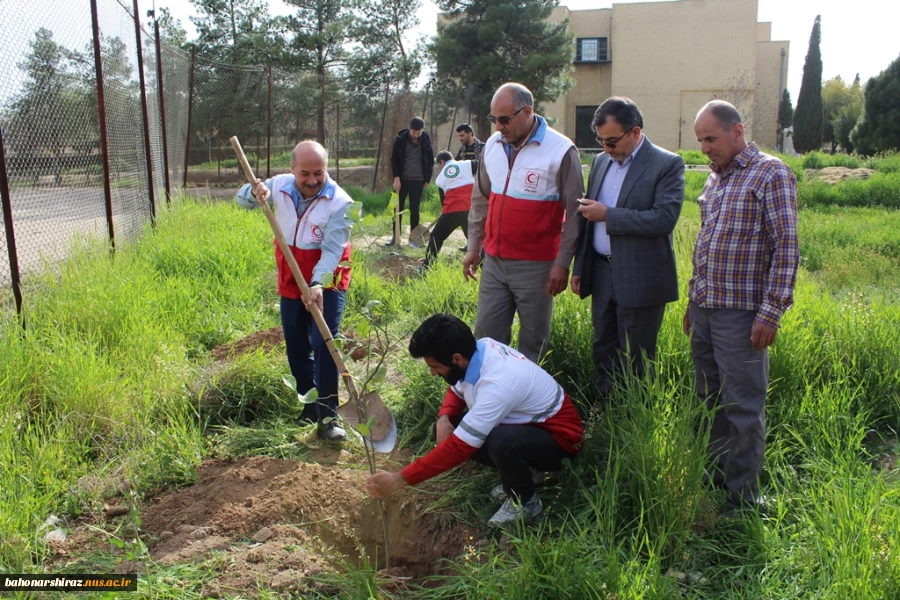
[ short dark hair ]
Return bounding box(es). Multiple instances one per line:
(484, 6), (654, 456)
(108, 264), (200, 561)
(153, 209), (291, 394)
(592, 97), (644, 131)
(409, 314), (477, 366)
(456, 123), (473, 134)
(704, 100), (743, 130)
(409, 117), (425, 130)
(436, 150), (453, 164)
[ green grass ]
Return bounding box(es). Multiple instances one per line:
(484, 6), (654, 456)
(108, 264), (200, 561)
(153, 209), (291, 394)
(1, 182), (900, 598)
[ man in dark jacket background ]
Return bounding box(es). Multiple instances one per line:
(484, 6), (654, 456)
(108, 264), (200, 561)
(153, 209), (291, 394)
(389, 117), (435, 246)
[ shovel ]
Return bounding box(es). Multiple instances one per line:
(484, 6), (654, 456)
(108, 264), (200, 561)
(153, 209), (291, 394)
(408, 220), (437, 249)
(229, 136), (397, 453)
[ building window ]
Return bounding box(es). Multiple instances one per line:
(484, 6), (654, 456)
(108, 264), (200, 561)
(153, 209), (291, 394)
(575, 37), (608, 63)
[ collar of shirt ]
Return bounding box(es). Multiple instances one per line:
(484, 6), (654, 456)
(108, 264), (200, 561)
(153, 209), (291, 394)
(712, 142), (760, 177)
(462, 339), (486, 386)
(279, 175), (336, 215)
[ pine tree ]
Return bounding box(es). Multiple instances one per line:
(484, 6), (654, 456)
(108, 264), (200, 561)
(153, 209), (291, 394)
(777, 89), (793, 131)
(851, 57), (900, 155)
(431, 0), (575, 139)
(793, 15), (823, 153)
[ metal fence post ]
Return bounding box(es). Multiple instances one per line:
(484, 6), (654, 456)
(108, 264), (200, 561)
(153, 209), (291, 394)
(90, 0), (116, 251)
(266, 65), (272, 179)
(372, 79), (390, 193)
(0, 125), (23, 319)
(182, 47), (196, 190)
(133, 0), (156, 222)
(154, 19), (171, 203)
(335, 98), (341, 183)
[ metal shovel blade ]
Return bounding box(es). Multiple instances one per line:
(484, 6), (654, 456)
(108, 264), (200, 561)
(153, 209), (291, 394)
(336, 391), (397, 453)
(408, 223), (432, 249)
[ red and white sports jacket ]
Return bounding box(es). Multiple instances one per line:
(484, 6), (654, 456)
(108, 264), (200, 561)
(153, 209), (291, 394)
(481, 118), (574, 261)
(435, 159), (474, 214)
(401, 338), (584, 486)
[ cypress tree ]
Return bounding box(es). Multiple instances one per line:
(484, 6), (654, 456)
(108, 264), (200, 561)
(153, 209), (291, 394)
(793, 15), (823, 152)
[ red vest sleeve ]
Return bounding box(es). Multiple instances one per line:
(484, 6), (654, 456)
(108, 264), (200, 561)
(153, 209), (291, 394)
(400, 434), (479, 486)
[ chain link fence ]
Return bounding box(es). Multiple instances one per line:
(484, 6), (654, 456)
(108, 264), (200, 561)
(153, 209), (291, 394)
(0, 0), (475, 315)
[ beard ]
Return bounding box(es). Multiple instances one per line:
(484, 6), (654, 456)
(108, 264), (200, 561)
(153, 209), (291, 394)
(441, 363), (467, 386)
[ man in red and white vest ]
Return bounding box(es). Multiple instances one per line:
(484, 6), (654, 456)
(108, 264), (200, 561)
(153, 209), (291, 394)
(421, 150), (475, 270)
(366, 314), (583, 527)
(462, 83), (584, 363)
(236, 141), (352, 442)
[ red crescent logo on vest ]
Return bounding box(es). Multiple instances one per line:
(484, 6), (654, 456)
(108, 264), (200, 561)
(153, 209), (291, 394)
(524, 170), (540, 192)
(311, 225), (323, 240)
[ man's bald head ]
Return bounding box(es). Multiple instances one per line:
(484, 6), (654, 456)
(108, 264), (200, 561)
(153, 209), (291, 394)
(291, 140), (328, 168)
(693, 100), (746, 170)
(290, 140), (328, 199)
(492, 82), (533, 111)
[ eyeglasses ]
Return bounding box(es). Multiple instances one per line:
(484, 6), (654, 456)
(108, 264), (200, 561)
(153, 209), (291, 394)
(487, 106), (526, 126)
(595, 131), (630, 149)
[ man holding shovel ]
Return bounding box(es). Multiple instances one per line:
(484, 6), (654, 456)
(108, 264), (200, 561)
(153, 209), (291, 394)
(366, 314), (583, 527)
(236, 141), (352, 442)
(419, 151), (475, 272)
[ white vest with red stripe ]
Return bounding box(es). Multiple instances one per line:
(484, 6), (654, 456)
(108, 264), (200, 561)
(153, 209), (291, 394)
(435, 159), (475, 214)
(269, 174), (352, 298)
(482, 118), (574, 260)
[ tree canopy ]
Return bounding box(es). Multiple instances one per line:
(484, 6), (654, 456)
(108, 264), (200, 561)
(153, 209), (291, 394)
(431, 0), (575, 139)
(851, 55), (900, 155)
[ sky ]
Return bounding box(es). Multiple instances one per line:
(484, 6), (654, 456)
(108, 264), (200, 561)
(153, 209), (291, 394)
(153, 0), (899, 98)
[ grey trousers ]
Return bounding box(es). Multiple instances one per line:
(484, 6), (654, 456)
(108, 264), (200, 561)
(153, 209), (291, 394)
(689, 301), (768, 508)
(474, 254), (553, 363)
(590, 259), (666, 394)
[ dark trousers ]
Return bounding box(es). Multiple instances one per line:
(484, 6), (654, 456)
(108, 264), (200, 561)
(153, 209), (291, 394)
(590, 257), (666, 395)
(398, 179), (425, 231)
(689, 301), (767, 508)
(281, 291), (346, 424)
(423, 210), (468, 267)
(443, 418), (575, 502)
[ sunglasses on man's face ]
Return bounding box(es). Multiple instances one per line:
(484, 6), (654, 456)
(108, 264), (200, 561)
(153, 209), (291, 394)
(487, 106), (526, 126)
(595, 131), (630, 149)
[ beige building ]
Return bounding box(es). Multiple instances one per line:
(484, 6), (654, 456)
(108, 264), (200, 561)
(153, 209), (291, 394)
(544, 0), (789, 150)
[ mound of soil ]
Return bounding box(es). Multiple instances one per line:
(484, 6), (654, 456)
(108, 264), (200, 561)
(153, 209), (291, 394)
(807, 166), (874, 184)
(376, 252), (422, 280)
(210, 327), (374, 363)
(210, 327), (285, 362)
(140, 457), (474, 595)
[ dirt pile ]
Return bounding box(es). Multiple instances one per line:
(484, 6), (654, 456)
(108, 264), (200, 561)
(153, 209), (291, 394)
(209, 327), (285, 362)
(806, 166), (874, 184)
(140, 457), (474, 595)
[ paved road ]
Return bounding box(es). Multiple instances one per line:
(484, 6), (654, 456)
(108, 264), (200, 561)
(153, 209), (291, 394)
(1, 186), (152, 288)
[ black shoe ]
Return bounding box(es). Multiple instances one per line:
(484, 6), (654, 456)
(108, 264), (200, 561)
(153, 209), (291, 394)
(383, 237), (396, 247)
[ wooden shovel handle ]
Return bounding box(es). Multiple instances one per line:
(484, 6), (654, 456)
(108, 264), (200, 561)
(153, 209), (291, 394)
(229, 136), (359, 402)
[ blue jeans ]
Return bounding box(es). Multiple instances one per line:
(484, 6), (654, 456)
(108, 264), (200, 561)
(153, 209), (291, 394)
(281, 290), (346, 424)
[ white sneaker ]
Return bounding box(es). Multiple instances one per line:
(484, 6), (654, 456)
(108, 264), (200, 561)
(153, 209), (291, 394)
(488, 495), (543, 527)
(489, 483), (506, 501)
(488, 470), (548, 501)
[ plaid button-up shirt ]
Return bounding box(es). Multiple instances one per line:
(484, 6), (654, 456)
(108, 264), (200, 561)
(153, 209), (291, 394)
(688, 143), (799, 328)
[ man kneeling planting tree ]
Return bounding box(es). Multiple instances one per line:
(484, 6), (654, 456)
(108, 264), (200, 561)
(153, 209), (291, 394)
(366, 314), (584, 527)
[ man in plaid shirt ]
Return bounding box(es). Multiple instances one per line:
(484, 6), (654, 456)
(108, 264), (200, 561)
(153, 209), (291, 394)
(683, 100), (798, 519)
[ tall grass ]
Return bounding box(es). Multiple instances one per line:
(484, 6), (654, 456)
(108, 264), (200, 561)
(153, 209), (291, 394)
(2, 187), (899, 598)
(0, 198), (285, 570)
